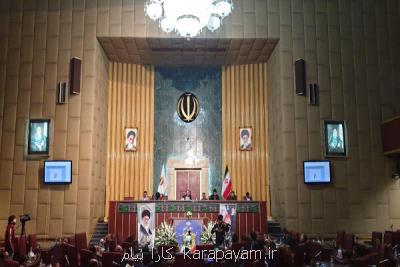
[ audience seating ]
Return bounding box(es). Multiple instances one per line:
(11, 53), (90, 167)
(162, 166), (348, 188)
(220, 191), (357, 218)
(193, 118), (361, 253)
(74, 232), (88, 265)
(63, 243), (78, 267)
(336, 231), (345, 248)
(293, 243), (306, 266)
(28, 234), (39, 252)
(383, 231), (393, 245)
(50, 244), (65, 266)
(372, 231), (383, 247)
(68, 235), (76, 246)
(102, 251), (122, 267)
(80, 249), (95, 267)
(115, 231), (124, 245)
(3, 259), (19, 267)
(16, 236), (27, 257)
(121, 240), (138, 253)
(343, 233), (355, 253)
(75, 232), (88, 251)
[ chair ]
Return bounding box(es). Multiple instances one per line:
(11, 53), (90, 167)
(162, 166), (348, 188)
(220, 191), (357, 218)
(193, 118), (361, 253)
(3, 259), (19, 267)
(115, 232), (124, 245)
(80, 249), (95, 267)
(336, 231), (345, 248)
(383, 231), (393, 245)
(75, 232), (88, 251)
(121, 241), (138, 253)
(68, 235), (76, 246)
(174, 253), (186, 266)
(107, 240), (116, 252)
(16, 236), (27, 257)
(306, 242), (323, 265)
(392, 231), (400, 246)
(343, 233), (355, 253)
(40, 248), (52, 265)
(63, 243), (78, 267)
(372, 231), (383, 247)
(28, 234), (39, 252)
(102, 251), (122, 267)
(293, 243), (307, 267)
(50, 243), (65, 267)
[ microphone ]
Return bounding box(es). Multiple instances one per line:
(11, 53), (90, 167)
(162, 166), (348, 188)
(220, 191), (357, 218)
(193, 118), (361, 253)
(392, 244), (399, 250)
(379, 259), (389, 264)
(65, 255), (70, 266)
(314, 251), (322, 258)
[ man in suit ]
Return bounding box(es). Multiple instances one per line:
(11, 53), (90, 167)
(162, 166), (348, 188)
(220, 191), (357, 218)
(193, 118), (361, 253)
(243, 192), (253, 201)
(209, 189), (220, 200)
(182, 190), (192, 200)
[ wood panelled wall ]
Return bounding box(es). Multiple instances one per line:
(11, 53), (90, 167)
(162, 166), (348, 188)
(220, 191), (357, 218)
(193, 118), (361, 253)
(105, 63), (154, 217)
(222, 64), (269, 212)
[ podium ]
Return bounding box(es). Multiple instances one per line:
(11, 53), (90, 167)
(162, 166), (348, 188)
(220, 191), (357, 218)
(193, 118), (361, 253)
(108, 200), (267, 242)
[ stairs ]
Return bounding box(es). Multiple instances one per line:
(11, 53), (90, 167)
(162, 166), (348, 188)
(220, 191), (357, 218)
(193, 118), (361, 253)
(268, 219), (283, 240)
(90, 221), (108, 246)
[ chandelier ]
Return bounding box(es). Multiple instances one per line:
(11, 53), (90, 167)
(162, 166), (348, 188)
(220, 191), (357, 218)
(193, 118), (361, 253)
(144, 0), (233, 38)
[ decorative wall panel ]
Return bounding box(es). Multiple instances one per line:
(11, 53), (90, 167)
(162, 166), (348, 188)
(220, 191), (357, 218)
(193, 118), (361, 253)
(222, 64), (269, 212)
(105, 62), (154, 217)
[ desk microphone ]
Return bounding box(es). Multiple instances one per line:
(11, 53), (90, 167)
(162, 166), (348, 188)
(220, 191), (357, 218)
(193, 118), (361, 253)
(379, 259), (389, 264)
(314, 251), (322, 258)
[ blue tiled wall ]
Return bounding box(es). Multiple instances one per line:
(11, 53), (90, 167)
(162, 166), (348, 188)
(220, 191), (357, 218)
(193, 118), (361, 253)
(154, 67), (222, 195)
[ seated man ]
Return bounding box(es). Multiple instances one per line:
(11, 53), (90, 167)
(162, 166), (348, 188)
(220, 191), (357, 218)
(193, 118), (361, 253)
(182, 190), (192, 200)
(227, 191), (237, 200)
(201, 192), (208, 200)
(243, 192), (253, 201)
(142, 191), (150, 201)
(209, 189), (220, 200)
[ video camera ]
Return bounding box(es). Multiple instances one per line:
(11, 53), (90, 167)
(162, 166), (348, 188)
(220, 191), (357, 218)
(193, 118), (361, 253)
(20, 214), (31, 223)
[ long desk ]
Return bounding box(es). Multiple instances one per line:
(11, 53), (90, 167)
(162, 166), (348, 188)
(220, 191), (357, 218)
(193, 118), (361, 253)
(108, 200), (267, 241)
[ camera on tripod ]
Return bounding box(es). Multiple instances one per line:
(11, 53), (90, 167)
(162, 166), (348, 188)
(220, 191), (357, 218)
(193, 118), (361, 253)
(19, 214), (31, 237)
(20, 214), (31, 223)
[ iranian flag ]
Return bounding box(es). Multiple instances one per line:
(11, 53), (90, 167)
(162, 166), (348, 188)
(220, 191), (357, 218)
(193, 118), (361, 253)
(222, 165), (232, 200)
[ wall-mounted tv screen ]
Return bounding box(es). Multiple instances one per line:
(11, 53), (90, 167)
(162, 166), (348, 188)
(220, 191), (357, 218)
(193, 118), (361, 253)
(44, 160), (72, 184)
(303, 160), (331, 184)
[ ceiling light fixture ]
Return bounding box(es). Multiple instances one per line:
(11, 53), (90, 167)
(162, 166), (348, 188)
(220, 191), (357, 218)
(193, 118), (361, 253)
(145, 0), (233, 38)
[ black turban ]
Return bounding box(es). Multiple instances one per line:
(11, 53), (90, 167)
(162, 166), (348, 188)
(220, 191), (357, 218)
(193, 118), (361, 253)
(142, 209), (150, 218)
(241, 129), (250, 138)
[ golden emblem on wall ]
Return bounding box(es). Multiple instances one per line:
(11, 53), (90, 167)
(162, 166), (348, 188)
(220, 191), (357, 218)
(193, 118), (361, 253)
(177, 92), (200, 123)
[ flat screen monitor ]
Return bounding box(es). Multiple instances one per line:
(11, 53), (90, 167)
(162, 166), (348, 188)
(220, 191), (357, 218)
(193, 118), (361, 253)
(44, 160), (72, 184)
(303, 160), (331, 184)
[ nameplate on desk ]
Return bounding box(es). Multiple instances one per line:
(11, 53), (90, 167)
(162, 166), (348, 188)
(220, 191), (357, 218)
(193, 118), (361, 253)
(117, 201), (260, 214)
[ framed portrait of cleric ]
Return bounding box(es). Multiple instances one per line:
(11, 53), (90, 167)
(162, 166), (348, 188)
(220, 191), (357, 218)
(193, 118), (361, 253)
(324, 120), (347, 157)
(124, 127), (138, 152)
(239, 127), (252, 151)
(27, 119), (50, 155)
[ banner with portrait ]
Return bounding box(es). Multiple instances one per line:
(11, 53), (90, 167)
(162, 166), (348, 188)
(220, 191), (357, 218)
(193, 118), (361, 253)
(219, 203), (237, 233)
(137, 202), (155, 248)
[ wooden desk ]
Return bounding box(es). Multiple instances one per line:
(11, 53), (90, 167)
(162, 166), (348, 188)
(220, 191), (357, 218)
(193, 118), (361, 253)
(108, 200), (267, 241)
